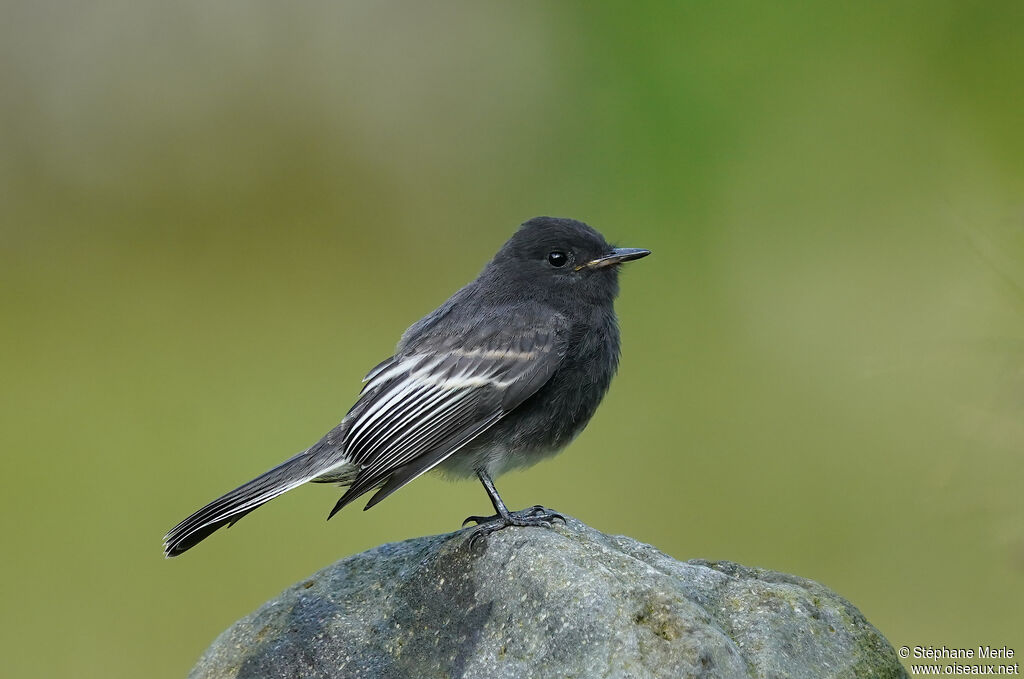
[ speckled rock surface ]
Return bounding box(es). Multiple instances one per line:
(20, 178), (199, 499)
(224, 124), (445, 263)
(189, 518), (907, 679)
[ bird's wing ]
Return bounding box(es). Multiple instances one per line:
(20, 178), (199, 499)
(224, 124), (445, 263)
(327, 311), (569, 515)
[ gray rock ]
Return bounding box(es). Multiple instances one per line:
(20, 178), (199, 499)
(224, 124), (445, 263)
(190, 517), (907, 679)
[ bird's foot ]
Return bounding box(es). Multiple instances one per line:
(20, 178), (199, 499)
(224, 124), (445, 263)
(463, 505), (565, 548)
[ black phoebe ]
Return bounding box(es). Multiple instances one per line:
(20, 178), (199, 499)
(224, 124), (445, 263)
(164, 217), (649, 556)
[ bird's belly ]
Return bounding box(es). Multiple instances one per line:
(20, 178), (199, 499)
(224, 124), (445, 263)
(436, 377), (607, 479)
(436, 437), (565, 480)
(436, 319), (619, 481)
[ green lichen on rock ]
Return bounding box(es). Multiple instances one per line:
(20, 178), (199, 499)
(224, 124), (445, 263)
(189, 518), (907, 679)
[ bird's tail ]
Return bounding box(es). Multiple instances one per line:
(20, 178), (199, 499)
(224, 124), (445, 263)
(163, 447), (349, 557)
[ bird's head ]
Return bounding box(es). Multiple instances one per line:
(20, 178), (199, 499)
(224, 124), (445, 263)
(484, 217), (650, 306)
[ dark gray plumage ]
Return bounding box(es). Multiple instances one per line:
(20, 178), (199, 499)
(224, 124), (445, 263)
(164, 217), (649, 556)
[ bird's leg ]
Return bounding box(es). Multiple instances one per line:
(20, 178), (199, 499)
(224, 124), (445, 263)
(462, 470), (564, 546)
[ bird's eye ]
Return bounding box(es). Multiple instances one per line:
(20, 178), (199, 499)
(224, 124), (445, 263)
(547, 251), (568, 268)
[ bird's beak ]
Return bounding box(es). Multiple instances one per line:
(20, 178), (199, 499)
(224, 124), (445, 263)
(576, 247), (651, 271)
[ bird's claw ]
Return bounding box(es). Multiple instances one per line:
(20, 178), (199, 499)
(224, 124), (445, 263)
(523, 505), (565, 524)
(464, 506), (565, 548)
(462, 514), (497, 528)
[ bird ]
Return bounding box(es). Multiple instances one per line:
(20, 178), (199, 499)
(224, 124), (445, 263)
(163, 216), (649, 557)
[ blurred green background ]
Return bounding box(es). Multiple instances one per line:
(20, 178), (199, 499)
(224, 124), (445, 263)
(2, 2), (1022, 676)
